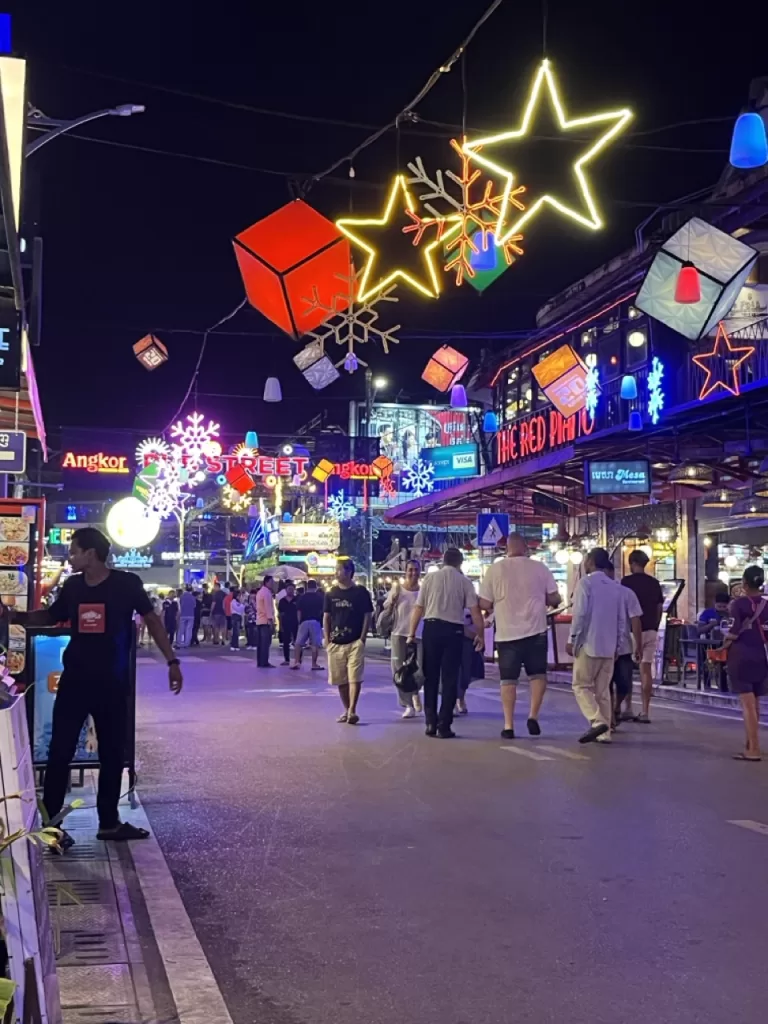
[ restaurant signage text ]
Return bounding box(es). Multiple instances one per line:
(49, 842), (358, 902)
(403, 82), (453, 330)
(585, 459), (651, 496)
(496, 408), (594, 467)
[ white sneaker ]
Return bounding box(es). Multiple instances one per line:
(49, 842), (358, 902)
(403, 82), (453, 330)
(596, 730), (612, 743)
(401, 706), (416, 719)
(413, 697), (422, 713)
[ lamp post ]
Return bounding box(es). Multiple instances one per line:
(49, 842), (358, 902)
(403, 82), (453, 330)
(26, 104), (145, 156)
(364, 370), (387, 592)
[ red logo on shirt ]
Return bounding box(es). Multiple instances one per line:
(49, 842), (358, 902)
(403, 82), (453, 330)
(78, 604), (106, 633)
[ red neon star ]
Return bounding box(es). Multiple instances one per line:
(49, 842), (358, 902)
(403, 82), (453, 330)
(692, 322), (754, 400)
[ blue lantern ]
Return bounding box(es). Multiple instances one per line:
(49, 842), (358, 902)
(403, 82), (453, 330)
(470, 232), (497, 272)
(282, 511), (293, 523)
(482, 410), (499, 433)
(620, 374), (638, 400)
(628, 410), (643, 432)
(196, 497), (205, 509)
(729, 112), (768, 170)
(245, 430), (259, 449)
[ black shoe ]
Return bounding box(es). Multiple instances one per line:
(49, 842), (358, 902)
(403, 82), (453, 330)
(501, 728), (515, 739)
(425, 725), (437, 737)
(51, 829), (75, 855)
(579, 723), (609, 744)
(527, 718), (541, 736)
(437, 728), (456, 739)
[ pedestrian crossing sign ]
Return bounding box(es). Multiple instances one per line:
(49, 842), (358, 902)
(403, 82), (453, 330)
(476, 513), (510, 548)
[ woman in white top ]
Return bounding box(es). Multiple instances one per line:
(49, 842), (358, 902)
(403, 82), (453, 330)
(383, 559), (424, 717)
(230, 591), (245, 651)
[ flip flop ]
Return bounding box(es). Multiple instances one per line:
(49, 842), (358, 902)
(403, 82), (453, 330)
(97, 822), (150, 841)
(732, 753), (762, 761)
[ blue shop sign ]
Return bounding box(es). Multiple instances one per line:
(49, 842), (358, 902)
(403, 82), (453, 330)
(585, 459), (651, 496)
(421, 443), (479, 480)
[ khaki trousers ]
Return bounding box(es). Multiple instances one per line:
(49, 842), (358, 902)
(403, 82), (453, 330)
(572, 651), (614, 729)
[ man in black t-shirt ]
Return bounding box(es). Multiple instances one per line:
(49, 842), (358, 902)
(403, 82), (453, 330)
(291, 579), (325, 671)
(277, 582), (299, 665)
(19, 528), (182, 846)
(621, 549), (664, 723)
(323, 558), (373, 724)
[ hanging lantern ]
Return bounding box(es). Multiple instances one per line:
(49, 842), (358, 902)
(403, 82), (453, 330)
(532, 344), (589, 418)
(667, 463), (714, 486)
(421, 345), (469, 393)
(674, 262), (701, 304)
(133, 334), (168, 371)
(729, 112), (768, 170)
(701, 487), (740, 508)
(195, 497), (205, 509)
(450, 383), (468, 408)
(482, 410), (499, 433)
(635, 217), (757, 341)
(233, 200), (351, 339)
(245, 431), (259, 449)
(628, 410), (643, 431)
(263, 377), (282, 402)
(293, 340), (340, 390)
(226, 464), (254, 495)
(343, 351), (359, 373)
(620, 374), (638, 400)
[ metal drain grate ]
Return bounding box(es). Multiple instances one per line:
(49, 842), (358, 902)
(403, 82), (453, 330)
(47, 878), (114, 905)
(52, 840), (106, 861)
(56, 930), (128, 966)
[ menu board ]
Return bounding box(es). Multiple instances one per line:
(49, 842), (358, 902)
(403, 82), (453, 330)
(0, 514), (29, 613)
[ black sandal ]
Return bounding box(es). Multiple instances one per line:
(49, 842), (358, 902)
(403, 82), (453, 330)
(97, 822), (150, 841)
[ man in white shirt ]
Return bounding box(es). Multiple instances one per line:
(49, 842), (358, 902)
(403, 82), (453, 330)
(566, 547), (622, 743)
(255, 575), (275, 668)
(479, 534), (561, 739)
(408, 548), (485, 738)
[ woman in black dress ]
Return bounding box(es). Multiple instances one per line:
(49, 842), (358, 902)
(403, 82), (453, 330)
(722, 566), (768, 761)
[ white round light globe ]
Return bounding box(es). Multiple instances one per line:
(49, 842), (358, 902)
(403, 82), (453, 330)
(724, 554), (738, 569)
(106, 497), (160, 549)
(569, 550), (584, 565)
(555, 548), (570, 565)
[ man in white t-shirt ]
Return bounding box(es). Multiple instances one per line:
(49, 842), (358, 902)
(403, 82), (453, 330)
(479, 534), (561, 739)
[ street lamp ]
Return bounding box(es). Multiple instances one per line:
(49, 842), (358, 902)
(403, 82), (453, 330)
(363, 372), (389, 591)
(26, 103), (146, 156)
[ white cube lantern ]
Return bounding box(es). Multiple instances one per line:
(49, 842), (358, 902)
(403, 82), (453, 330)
(635, 217), (758, 341)
(293, 340), (341, 390)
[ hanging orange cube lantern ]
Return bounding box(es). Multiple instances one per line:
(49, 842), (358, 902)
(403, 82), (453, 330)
(133, 334), (168, 371)
(532, 344), (588, 418)
(233, 200), (351, 339)
(421, 345), (470, 393)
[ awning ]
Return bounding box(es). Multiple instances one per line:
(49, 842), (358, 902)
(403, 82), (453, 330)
(0, 331), (47, 458)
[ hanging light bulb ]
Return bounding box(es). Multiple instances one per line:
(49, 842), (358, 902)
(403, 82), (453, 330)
(263, 377), (282, 402)
(620, 374), (638, 400)
(674, 262), (701, 304)
(555, 548), (570, 565)
(482, 410), (499, 433)
(729, 112), (768, 170)
(628, 410), (643, 431)
(343, 351), (359, 373)
(450, 383), (468, 408)
(245, 430), (259, 449)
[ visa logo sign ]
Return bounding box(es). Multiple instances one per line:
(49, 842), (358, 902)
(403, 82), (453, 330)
(453, 451), (476, 470)
(420, 443), (480, 481)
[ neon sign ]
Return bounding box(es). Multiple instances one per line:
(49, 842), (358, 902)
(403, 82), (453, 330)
(311, 456), (393, 483)
(62, 452), (130, 474)
(496, 408), (595, 467)
(142, 452), (309, 477)
(692, 321), (754, 399)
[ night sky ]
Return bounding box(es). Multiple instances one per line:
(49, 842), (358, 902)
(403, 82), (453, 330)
(12, 1), (766, 445)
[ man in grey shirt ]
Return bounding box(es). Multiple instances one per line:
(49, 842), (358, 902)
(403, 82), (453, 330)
(178, 586), (197, 648)
(408, 547), (485, 738)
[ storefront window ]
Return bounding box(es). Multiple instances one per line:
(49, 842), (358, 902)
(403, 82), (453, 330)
(518, 361), (532, 415)
(504, 367), (520, 421)
(598, 331), (622, 382)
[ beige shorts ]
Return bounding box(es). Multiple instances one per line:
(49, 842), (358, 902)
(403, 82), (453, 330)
(635, 629), (658, 665)
(327, 639), (365, 685)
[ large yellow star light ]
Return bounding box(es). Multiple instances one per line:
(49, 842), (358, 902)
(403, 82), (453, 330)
(336, 175), (455, 302)
(462, 59), (632, 244)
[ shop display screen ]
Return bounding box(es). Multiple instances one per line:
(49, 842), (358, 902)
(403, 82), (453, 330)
(32, 633), (98, 764)
(584, 459), (651, 496)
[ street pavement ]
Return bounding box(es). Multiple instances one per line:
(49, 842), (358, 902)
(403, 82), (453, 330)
(133, 641), (768, 1024)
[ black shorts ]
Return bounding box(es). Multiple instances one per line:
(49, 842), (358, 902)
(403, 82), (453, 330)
(496, 632), (548, 683)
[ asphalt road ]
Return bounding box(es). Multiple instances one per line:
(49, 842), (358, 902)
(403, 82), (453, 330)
(133, 643), (768, 1024)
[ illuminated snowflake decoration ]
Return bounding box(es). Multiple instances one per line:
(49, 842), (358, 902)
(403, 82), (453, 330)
(585, 353), (600, 421)
(170, 412), (221, 469)
(405, 139), (525, 286)
(401, 458), (435, 498)
(648, 356), (665, 425)
(221, 485), (252, 513)
(301, 268), (400, 373)
(327, 489), (358, 522)
(144, 484), (179, 520)
(135, 436), (171, 466)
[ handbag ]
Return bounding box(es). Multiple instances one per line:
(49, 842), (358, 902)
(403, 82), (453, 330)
(376, 600), (396, 638)
(394, 643), (419, 693)
(718, 598), (768, 662)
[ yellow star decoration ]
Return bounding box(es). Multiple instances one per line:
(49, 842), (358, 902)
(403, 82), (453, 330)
(336, 175), (457, 302)
(462, 59), (632, 244)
